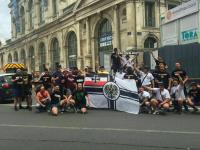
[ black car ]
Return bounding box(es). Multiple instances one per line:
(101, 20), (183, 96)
(0, 73), (15, 102)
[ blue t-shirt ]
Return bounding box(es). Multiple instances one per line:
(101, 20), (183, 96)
(52, 71), (64, 85)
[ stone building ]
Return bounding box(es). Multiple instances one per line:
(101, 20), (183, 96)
(0, 0), (182, 72)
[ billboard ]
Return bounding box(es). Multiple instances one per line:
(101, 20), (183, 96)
(163, 0), (198, 24)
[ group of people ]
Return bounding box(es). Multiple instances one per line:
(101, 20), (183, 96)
(12, 65), (90, 116)
(11, 48), (200, 116)
(111, 48), (200, 114)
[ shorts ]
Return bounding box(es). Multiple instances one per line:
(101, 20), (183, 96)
(157, 100), (162, 105)
(13, 88), (24, 97)
(24, 88), (32, 96)
(191, 98), (200, 106)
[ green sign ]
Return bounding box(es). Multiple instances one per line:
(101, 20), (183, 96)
(181, 29), (198, 42)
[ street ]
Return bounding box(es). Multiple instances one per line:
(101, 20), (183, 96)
(0, 103), (200, 150)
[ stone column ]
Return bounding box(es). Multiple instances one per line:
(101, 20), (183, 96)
(34, 41), (40, 72)
(58, 31), (66, 68)
(25, 2), (30, 34)
(113, 5), (121, 50)
(90, 37), (96, 71)
(85, 17), (92, 67)
(34, 0), (40, 29)
(47, 0), (53, 23)
(86, 17), (91, 55)
(126, 0), (137, 49)
(77, 22), (83, 69)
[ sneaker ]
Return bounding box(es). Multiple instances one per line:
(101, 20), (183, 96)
(152, 110), (158, 115)
(193, 107), (198, 113)
(28, 107), (32, 111)
(19, 105), (25, 109)
(61, 108), (65, 113)
(14, 106), (19, 111)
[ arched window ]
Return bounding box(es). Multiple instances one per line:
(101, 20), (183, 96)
(8, 53), (12, 63)
(29, 0), (34, 29)
(51, 38), (60, 70)
(14, 51), (18, 62)
(67, 31), (77, 68)
(29, 47), (35, 72)
(52, 0), (57, 16)
(144, 37), (157, 48)
(39, 0), (45, 24)
(20, 6), (25, 34)
(21, 49), (26, 65)
(98, 18), (113, 69)
(39, 42), (46, 72)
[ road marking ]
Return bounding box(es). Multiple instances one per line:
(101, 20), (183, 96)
(0, 124), (199, 135)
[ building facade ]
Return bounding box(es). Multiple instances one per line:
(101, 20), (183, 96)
(0, 0), (182, 72)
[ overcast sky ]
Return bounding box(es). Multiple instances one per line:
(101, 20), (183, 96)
(0, 0), (11, 43)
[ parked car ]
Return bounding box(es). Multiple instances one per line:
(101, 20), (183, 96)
(0, 73), (15, 102)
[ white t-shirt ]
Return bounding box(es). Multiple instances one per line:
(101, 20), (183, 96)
(170, 85), (185, 101)
(139, 71), (154, 86)
(152, 88), (171, 101)
(139, 91), (150, 101)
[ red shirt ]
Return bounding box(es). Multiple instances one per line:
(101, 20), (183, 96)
(36, 91), (49, 102)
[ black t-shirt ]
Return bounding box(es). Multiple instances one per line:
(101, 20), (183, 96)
(52, 71), (63, 85)
(111, 53), (121, 67)
(153, 70), (170, 88)
(188, 89), (200, 101)
(23, 72), (32, 89)
(51, 91), (62, 105)
(40, 73), (52, 89)
(171, 69), (187, 81)
(12, 73), (24, 88)
(74, 75), (85, 86)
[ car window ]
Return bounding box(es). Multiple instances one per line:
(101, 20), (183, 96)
(4, 75), (13, 82)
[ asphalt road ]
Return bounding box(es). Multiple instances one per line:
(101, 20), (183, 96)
(0, 103), (200, 150)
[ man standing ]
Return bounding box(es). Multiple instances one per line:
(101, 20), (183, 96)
(40, 69), (52, 94)
(171, 62), (188, 84)
(23, 68), (33, 111)
(111, 48), (121, 74)
(135, 66), (154, 87)
(153, 63), (171, 89)
(12, 69), (24, 111)
(171, 62), (189, 111)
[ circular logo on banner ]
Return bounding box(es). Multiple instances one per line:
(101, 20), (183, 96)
(103, 82), (120, 101)
(166, 11), (172, 20)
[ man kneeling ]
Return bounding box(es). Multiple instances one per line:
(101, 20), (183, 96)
(144, 82), (171, 114)
(73, 83), (90, 114)
(36, 85), (51, 112)
(60, 89), (75, 112)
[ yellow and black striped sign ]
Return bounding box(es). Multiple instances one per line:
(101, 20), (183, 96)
(3, 63), (25, 71)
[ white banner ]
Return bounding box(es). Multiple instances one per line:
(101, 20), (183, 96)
(164, 0), (198, 24)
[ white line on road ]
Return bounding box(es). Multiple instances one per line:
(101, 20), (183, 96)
(0, 124), (199, 135)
